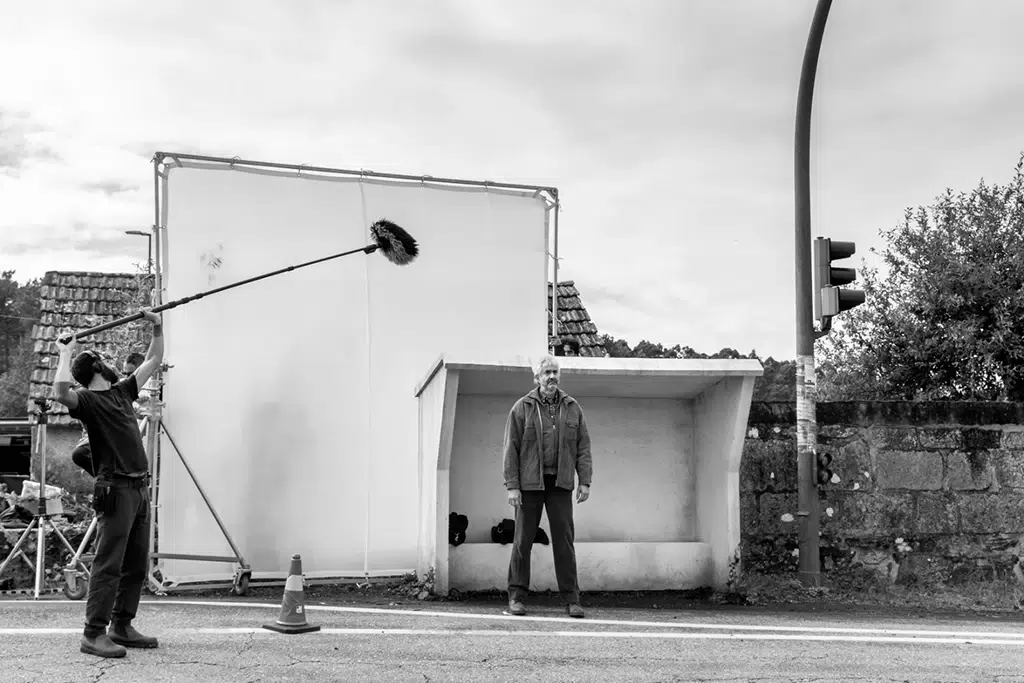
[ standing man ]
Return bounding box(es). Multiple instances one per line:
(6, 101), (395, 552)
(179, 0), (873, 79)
(503, 355), (592, 618)
(52, 309), (164, 659)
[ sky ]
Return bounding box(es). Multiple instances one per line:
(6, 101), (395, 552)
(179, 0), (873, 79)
(3, 0), (1024, 361)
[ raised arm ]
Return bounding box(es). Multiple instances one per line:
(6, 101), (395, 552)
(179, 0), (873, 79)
(53, 336), (80, 410)
(132, 309), (165, 389)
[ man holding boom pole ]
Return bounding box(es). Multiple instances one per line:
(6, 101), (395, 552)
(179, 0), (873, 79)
(52, 309), (164, 659)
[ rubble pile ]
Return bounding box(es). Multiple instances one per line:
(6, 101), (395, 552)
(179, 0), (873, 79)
(389, 568), (436, 601)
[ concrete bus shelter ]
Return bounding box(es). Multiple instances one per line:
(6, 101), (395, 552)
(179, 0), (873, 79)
(415, 355), (763, 596)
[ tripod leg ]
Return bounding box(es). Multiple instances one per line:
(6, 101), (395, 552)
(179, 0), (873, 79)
(17, 549), (34, 571)
(0, 519), (39, 579)
(3, 525), (36, 571)
(46, 522), (92, 600)
(35, 518), (46, 598)
(32, 402), (49, 599)
(49, 523), (82, 558)
(71, 516), (98, 565)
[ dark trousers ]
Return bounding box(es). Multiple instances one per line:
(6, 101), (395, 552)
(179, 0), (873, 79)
(507, 474), (579, 604)
(84, 483), (150, 638)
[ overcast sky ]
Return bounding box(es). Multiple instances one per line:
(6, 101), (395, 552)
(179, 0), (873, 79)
(3, 0), (1024, 360)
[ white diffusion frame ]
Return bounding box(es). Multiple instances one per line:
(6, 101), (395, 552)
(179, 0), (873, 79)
(150, 153), (556, 586)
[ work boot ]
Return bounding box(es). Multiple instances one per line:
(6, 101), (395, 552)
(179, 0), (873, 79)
(110, 623), (159, 649)
(508, 600), (527, 616)
(80, 633), (127, 658)
(566, 603), (585, 619)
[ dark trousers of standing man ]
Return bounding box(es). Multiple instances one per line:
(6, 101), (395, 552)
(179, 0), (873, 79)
(84, 478), (151, 637)
(507, 474), (580, 604)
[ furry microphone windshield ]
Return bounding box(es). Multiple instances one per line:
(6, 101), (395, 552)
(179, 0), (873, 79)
(370, 219), (419, 265)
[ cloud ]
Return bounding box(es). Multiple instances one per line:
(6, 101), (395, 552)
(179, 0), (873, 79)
(3, 224), (148, 255)
(3, 0), (1024, 360)
(81, 181), (139, 196)
(0, 111), (61, 172)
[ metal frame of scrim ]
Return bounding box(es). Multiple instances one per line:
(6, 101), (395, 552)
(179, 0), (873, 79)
(145, 151), (560, 594)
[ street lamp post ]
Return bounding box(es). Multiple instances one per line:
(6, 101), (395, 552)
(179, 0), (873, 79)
(125, 230), (152, 274)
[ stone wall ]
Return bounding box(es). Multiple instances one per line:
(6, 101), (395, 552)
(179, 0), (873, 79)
(741, 401), (1024, 584)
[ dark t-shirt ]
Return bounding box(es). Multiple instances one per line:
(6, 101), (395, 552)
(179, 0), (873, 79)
(67, 375), (148, 480)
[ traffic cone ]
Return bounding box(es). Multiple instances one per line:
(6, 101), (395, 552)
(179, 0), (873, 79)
(262, 554), (321, 634)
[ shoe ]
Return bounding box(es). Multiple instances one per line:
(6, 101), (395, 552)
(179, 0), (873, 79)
(508, 600), (527, 616)
(80, 634), (127, 658)
(109, 624), (159, 649)
(566, 603), (584, 619)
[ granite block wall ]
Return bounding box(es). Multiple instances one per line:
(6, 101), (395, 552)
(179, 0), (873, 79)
(742, 402), (1024, 584)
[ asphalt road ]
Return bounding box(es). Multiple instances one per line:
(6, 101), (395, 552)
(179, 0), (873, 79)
(2, 596), (1024, 682)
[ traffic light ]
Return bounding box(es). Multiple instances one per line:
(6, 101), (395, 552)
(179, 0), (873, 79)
(812, 237), (866, 326)
(814, 450), (835, 486)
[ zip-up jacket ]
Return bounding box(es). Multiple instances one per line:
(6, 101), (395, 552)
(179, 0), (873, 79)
(503, 387), (592, 492)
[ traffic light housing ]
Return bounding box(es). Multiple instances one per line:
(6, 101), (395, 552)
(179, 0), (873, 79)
(812, 237), (865, 326)
(814, 450), (834, 486)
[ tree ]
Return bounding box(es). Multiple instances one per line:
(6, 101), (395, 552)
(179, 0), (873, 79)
(598, 335), (682, 358)
(817, 152), (1024, 401)
(0, 339), (38, 417)
(0, 268), (154, 418)
(597, 334), (791, 401)
(600, 334), (634, 358)
(754, 357), (796, 402)
(0, 272), (41, 417)
(0, 271), (41, 376)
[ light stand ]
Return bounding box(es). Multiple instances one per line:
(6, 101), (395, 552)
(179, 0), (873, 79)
(0, 398), (80, 598)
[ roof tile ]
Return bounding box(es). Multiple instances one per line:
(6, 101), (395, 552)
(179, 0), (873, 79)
(26, 270), (155, 424)
(547, 280), (606, 357)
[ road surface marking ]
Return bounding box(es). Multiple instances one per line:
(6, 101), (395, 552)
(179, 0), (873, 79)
(141, 599), (1024, 640)
(4, 598), (1024, 641)
(1, 626), (1023, 646)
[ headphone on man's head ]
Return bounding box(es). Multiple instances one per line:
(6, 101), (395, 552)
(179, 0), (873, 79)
(81, 349), (112, 380)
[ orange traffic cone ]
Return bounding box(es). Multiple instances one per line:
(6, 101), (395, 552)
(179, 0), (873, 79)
(262, 554), (321, 634)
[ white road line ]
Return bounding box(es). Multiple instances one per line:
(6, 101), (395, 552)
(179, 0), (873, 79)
(5, 598), (1024, 640)
(133, 599), (1024, 640)
(1, 627), (1023, 646)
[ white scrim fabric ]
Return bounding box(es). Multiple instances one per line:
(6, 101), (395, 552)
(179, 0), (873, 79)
(155, 161), (548, 584)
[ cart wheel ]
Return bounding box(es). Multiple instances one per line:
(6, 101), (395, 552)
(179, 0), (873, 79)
(63, 574), (88, 601)
(232, 571), (251, 596)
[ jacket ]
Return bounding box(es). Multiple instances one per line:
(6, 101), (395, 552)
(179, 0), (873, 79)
(502, 387), (592, 492)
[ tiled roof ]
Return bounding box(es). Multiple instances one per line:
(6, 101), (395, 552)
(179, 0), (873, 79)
(548, 280), (607, 357)
(29, 271), (154, 425)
